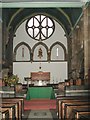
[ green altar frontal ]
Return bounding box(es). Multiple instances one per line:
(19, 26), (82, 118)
(26, 87), (55, 100)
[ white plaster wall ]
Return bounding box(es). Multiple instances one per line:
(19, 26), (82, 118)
(13, 20), (67, 50)
(13, 17), (68, 84)
(13, 62), (67, 84)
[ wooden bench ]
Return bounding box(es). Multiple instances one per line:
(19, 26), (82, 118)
(0, 109), (9, 120)
(56, 96), (89, 119)
(60, 100), (89, 119)
(72, 107), (90, 120)
(1, 104), (16, 120)
(2, 101), (19, 119)
(56, 84), (90, 119)
(56, 95), (89, 108)
(78, 113), (90, 120)
(56, 95), (89, 104)
(2, 97), (24, 120)
(64, 103), (90, 119)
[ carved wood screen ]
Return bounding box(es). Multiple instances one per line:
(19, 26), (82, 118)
(31, 72), (50, 81)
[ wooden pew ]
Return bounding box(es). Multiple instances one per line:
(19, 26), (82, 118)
(1, 104), (16, 120)
(2, 101), (19, 119)
(2, 99), (21, 119)
(56, 85), (89, 119)
(56, 95), (89, 109)
(78, 112), (90, 120)
(56, 95), (89, 104)
(0, 109), (9, 120)
(72, 107), (90, 120)
(2, 97), (24, 120)
(64, 103), (90, 119)
(60, 100), (89, 119)
(56, 96), (89, 119)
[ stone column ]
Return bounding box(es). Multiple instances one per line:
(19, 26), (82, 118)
(0, 9), (2, 72)
(88, 5), (90, 82)
(83, 5), (89, 83)
(67, 36), (72, 79)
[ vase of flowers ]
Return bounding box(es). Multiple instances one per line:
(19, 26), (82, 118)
(3, 74), (19, 86)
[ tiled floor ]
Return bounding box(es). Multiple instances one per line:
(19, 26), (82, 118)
(22, 109), (58, 120)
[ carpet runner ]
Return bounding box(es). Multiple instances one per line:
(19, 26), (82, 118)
(24, 99), (56, 110)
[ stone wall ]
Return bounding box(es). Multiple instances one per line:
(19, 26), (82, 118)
(68, 3), (90, 84)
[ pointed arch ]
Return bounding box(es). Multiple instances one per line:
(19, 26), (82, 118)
(50, 41), (67, 60)
(32, 42), (48, 61)
(14, 42), (31, 61)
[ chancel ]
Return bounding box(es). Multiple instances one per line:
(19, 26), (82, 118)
(0, 0), (90, 120)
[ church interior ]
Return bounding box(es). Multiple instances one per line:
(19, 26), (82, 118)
(0, 0), (90, 119)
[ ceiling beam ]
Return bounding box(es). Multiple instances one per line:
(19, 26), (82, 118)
(0, 2), (86, 8)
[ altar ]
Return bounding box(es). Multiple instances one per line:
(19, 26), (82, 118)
(26, 86), (55, 100)
(31, 71), (50, 86)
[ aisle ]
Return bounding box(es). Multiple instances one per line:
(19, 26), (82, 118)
(23, 109), (58, 120)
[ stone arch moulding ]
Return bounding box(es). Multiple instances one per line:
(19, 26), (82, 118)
(32, 42), (48, 62)
(13, 42), (31, 62)
(50, 41), (67, 61)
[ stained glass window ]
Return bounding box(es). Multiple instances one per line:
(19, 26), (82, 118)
(26, 14), (55, 41)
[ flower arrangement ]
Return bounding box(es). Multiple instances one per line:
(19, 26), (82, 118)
(3, 74), (19, 86)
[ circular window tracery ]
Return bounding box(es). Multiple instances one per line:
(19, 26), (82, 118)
(26, 14), (55, 41)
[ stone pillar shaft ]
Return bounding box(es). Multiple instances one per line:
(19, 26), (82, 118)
(83, 6), (89, 77)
